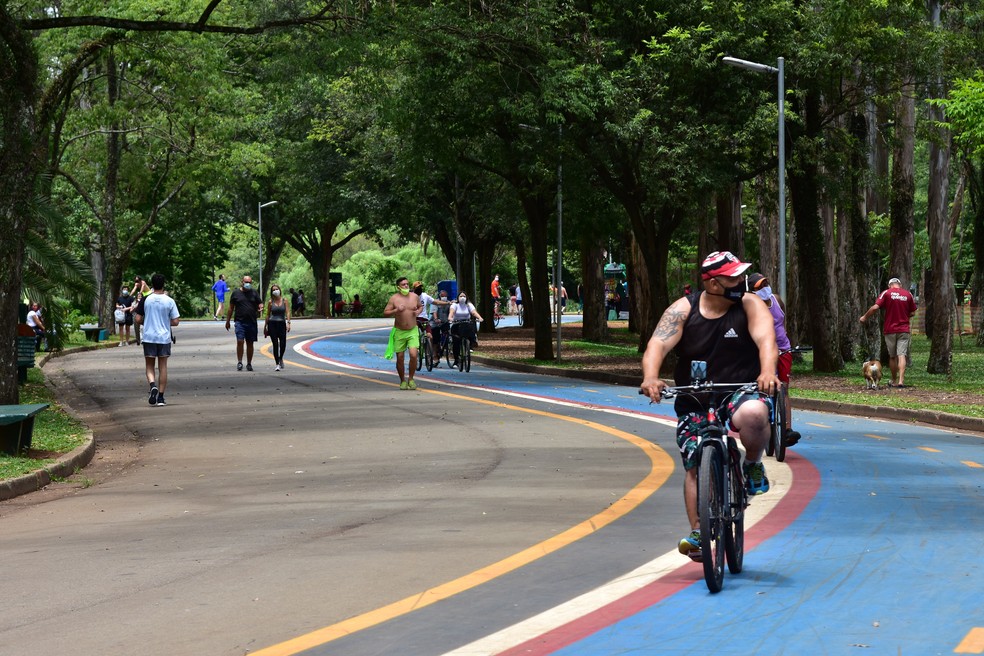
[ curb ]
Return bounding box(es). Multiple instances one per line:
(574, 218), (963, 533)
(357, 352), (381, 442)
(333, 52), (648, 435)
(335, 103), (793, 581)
(471, 355), (984, 435)
(0, 432), (96, 501)
(0, 345), (103, 502)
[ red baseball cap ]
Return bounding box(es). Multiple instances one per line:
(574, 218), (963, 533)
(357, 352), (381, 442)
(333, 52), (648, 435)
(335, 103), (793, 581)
(700, 251), (752, 280)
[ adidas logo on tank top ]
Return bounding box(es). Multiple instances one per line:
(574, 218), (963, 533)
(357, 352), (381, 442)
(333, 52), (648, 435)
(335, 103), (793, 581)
(724, 328), (739, 338)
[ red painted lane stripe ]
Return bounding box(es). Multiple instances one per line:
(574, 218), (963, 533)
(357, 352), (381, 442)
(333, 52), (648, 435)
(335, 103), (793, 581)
(498, 451), (822, 656)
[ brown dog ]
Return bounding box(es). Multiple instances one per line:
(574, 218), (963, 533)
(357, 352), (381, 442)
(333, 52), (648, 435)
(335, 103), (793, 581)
(862, 360), (882, 390)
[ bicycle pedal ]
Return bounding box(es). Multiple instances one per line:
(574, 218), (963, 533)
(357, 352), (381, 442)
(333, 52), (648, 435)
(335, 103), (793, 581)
(687, 550), (703, 563)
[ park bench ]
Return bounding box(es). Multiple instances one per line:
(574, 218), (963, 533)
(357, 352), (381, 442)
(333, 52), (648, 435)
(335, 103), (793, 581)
(0, 403), (49, 455)
(79, 324), (105, 342)
(17, 335), (35, 384)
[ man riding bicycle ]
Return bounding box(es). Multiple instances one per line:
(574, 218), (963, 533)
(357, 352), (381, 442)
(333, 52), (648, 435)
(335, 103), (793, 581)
(639, 251), (779, 560)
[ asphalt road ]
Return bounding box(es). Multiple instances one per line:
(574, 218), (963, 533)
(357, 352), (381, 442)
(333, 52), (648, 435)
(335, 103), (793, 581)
(1, 318), (981, 656)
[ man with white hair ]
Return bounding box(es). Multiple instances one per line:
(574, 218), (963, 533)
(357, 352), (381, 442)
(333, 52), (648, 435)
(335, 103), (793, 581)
(860, 277), (917, 388)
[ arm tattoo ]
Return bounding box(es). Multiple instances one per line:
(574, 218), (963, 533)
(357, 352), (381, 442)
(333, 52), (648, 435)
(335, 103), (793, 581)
(653, 308), (686, 340)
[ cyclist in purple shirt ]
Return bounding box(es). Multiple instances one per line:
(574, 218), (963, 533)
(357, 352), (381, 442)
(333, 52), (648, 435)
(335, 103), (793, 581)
(748, 272), (800, 447)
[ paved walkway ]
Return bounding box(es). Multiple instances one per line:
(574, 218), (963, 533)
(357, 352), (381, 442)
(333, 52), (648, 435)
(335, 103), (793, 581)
(2, 318), (982, 656)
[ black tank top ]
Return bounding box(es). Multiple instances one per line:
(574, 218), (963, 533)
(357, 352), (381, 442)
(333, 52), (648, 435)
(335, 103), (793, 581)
(673, 292), (760, 386)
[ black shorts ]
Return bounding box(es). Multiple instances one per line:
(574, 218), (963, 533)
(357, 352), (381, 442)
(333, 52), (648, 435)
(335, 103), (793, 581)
(143, 342), (172, 358)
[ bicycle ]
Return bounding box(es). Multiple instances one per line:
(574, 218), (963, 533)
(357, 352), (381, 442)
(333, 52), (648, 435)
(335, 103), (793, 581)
(643, 362), (765, 593)
(492, 298), (503, 327)
(766, 345), (813, 462)
(433, 321), (453, 368)
(416, 319), (432, 372)
(449, 319), (477, 372)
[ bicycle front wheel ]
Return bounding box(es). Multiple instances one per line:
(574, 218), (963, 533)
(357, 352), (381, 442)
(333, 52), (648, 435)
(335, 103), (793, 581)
(464, 345), (471, 372)
(424, 336), (434, 371)
(698, 442), (726, 593)
(773, 385), (788, 462)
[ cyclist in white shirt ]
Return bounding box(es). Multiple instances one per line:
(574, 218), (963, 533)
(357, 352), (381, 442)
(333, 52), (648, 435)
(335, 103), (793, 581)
(448, 292), (483, 366)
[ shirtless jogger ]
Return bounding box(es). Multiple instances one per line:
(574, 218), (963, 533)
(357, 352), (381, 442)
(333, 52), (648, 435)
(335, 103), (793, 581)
(383, 277), (424, 390)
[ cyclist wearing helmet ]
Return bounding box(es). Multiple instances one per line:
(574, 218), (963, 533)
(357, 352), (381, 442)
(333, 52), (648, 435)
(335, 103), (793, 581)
(639, 251), (779, 560)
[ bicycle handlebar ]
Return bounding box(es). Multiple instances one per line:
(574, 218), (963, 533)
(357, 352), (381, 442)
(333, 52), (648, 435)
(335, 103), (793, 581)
(638, 381), (759, 399)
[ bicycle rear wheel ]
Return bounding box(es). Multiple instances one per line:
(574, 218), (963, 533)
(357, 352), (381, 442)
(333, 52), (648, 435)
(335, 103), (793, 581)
(773, 385), (788, 462)
(724, 445), (746, 574)
(698, 441), (726, 593)
(424, 336), (434, 371)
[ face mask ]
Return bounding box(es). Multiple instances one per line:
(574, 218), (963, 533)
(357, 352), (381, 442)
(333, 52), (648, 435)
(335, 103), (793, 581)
(272, 290), (281, 297)
(243, 283), (252, 289)
(122, 289), (129, 295)
(399, 287), (410, 296)
(755, 285), (772, 302)
(458, 296), (466, 303)
(719, 277), (747, 303)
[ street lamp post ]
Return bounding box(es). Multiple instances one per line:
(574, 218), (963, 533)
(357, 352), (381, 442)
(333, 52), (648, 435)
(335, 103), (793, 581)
(258, 200), (278, 298)
(722, 56), (786, 300)
(555, 124), (563, 361)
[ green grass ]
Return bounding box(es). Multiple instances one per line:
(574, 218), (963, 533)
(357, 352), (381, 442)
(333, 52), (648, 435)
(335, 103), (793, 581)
(0, 366), (89, 480)
(786, 333), (984, 417)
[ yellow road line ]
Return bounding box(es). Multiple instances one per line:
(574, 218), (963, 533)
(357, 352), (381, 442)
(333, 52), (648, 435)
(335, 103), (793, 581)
(865, 434), (890, 441)
(955, 627), (984, 653)
(249, 347), (674, 655)
(962, 461), (983, 469)
(919, 446), (942, 453)
(807, 422), (831, 428)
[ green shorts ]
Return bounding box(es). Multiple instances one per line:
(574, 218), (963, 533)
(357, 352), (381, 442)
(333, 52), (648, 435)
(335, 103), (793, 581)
(392, 326), (420, 353)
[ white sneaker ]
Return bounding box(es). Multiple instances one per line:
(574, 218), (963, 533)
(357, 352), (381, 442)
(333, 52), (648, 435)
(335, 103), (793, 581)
(275, 365), (281, 371)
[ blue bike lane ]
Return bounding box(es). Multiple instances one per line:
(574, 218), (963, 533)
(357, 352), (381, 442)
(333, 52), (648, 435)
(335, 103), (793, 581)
(297, 322), (984, 656)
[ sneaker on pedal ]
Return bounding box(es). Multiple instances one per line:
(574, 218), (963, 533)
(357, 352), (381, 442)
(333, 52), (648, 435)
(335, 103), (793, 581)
(678, 529), (702, 561)
(744, 461), (770, 495)
(784, 429), (801, 447)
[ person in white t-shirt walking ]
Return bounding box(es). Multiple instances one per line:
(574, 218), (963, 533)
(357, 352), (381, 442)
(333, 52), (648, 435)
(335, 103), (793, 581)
(134, 273), (180, 406)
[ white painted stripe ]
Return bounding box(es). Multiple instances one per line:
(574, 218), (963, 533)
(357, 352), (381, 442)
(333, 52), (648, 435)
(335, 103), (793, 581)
(443, 468), (792, 655)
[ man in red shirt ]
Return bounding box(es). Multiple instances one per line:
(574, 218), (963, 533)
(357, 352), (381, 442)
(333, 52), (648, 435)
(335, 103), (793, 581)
(860, 277), (918, 388)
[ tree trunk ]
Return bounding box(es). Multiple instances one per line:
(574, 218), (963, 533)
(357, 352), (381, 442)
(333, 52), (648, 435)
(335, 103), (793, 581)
(715, 183), (744, 258)
(477, 241), (494, 333)
(756, 173), (779, 283)
(0, 10), (42, 405)
(579, 237), (609, 342)
(788, 89), (843, 372)
(925, 9), (953, 375)
(968, 160), (984, 344)
(520, 193), (554, 360)
(889, 81), (916, 285)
